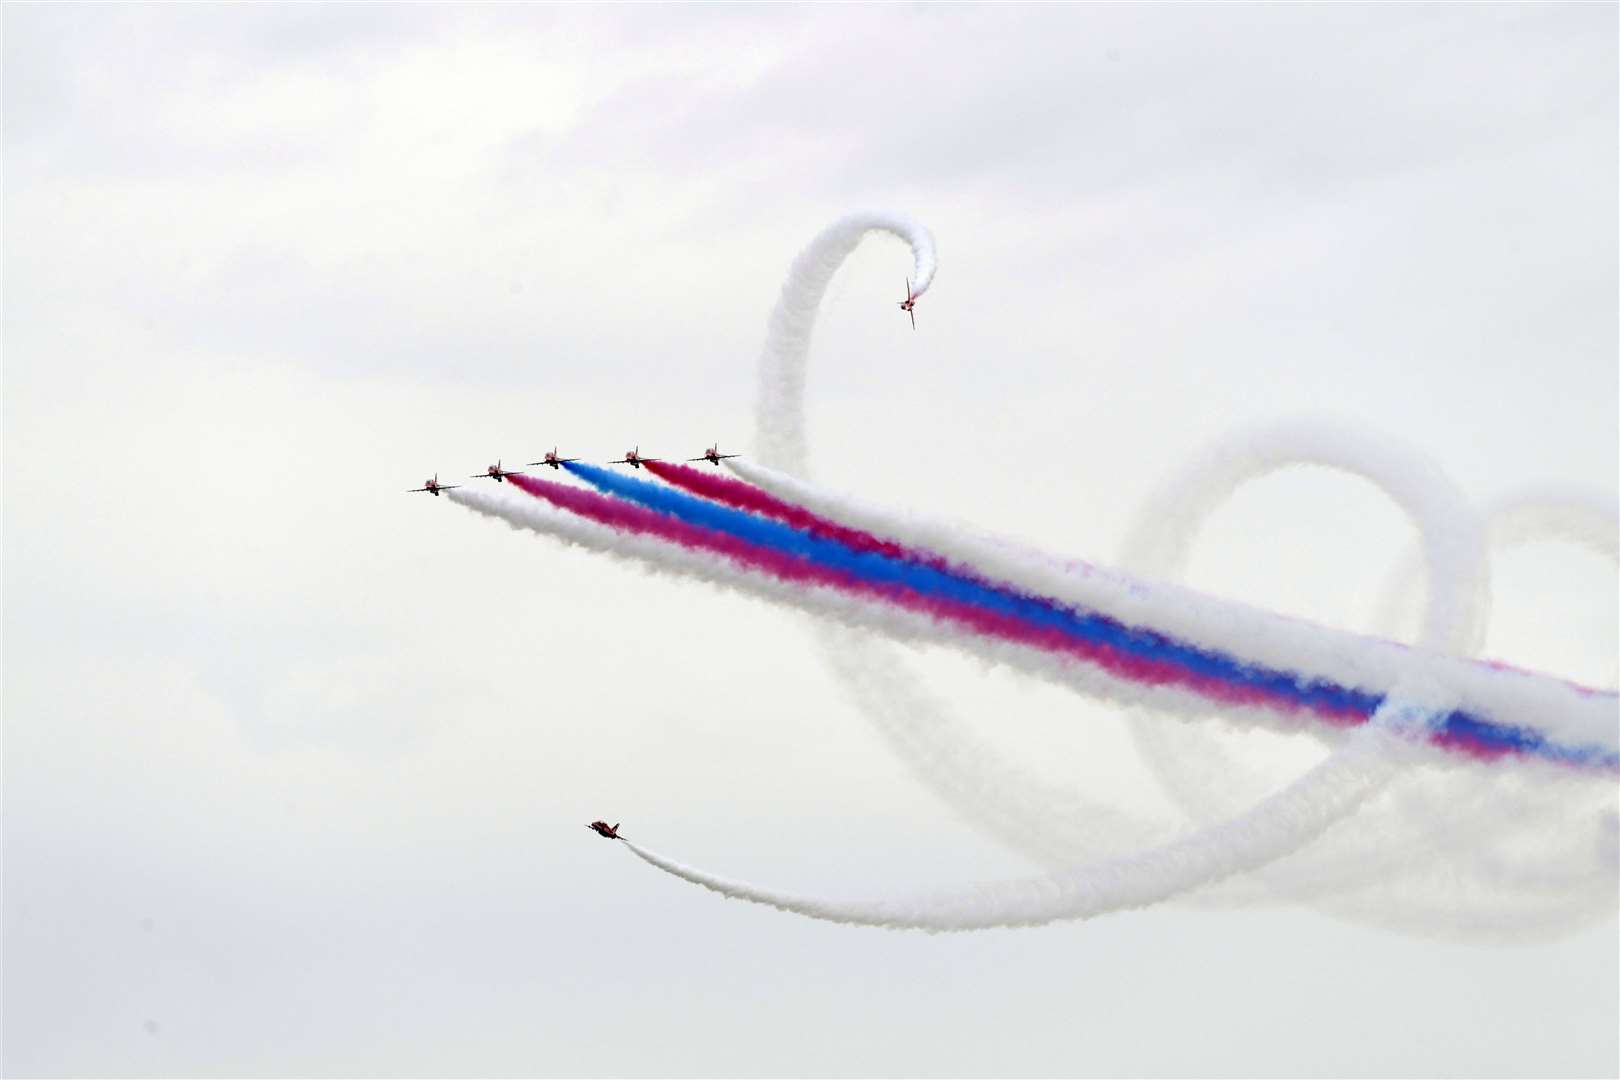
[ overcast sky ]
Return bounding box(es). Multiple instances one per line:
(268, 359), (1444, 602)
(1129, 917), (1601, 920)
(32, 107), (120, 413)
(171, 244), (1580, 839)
(5, 4), (1617, 1077)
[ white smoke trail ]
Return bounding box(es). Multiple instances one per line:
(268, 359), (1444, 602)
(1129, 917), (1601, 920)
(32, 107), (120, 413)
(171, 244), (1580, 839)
(755, 211), (936, 474)
(446, 485), (1418, 749)
(1373, 487), (1620, 686)
(739, 211), (1612, 934)
(445, 485), (996, 655)
(816, 626), (1173, 868)
(723, 456), (1616, 755)
(744, 210), (1151, 879)
(1116, 423), (1487, 882)
(732, 208), (1607, 939)
(1112, 434), (1620, 939)
(619, 688), (1449, 931)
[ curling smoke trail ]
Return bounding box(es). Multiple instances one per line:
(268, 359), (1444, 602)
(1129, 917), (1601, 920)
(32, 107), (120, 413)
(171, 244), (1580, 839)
(444, 209), (1616, 934)
(716, 209), (1616, 935)
(746, 210), (1107, 885)
(621, 690), (1448, 931)
(755, 212), (935, 474)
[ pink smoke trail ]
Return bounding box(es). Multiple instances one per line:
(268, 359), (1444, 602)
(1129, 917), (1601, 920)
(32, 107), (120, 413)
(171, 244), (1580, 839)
(643, 459), (947, 568)
(503, 472), (1359, 727)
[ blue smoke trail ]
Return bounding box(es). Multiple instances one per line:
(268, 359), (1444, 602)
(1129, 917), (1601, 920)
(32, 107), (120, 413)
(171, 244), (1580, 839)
(559, 462), (1609, 769)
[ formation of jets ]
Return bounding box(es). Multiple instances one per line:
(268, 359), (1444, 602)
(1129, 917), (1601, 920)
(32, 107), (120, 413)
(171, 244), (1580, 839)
(408, 446), (743, 494)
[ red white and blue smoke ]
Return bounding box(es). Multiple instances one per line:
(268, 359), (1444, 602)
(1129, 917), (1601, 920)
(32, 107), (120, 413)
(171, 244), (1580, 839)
(448, 213), (1618, 934)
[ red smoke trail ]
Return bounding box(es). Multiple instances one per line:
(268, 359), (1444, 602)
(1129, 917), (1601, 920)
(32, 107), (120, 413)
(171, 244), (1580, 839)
(644, 459), (950, 570)
(504, 471), (1342, 724)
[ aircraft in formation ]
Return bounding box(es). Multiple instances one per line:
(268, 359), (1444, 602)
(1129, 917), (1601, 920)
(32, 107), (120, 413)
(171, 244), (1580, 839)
(528, 447), (581, 470)
(688, 444), (741, 466)
(406, 475), (460, 497)
(472, 461), (524, 483)
(412, 447), (740, 491)
(609, 446), (659, 469)
(587, 821), (622, 839)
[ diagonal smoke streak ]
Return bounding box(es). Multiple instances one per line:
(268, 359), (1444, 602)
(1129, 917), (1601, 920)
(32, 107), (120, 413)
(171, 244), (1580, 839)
(721, 457), (1617, 760)
(644, 458), (953, 571)
(475, 473), (1407, 745)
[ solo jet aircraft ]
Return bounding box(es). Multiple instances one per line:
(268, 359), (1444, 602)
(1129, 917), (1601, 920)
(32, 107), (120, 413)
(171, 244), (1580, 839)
(472, 461), (524, 482)
(610, 447), (659, 469)
(587, 821), (621, 839)
(408, 475), (460, 496)
(899, 278), (919, 329)
(528, 447), (580, 470)
(687, 444), (741, 467)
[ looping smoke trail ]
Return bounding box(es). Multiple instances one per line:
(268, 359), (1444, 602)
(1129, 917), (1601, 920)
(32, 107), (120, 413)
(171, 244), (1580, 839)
(447, 209), (1616, 934)
(1116, 455), (1620, 938)
(719, 210), (1613, 934)
(755, 212), (935, 473)
(746, 210), (1120, 885)
(1373, 488), (1620, 687)
(1118, 423), (1489, 842)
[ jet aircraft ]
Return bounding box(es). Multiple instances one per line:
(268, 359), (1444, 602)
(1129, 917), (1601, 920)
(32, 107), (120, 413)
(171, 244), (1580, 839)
(687, 444), (741, 466)
(899, 278), (919, 329)
(587, 821), (621, 839)
(472, 461), (524, 482)
(528, 447), (580, 470)
(407, 475), (460, 496)
(609, 447), (658, 469)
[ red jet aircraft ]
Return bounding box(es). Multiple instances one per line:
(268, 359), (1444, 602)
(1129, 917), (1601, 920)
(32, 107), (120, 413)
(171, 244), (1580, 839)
(587, 821), (621, 839)
(609, 447), (659, 469)
(407, 475), (460, 496)
(528, 447), (580, 471)
(687, 444), (741, 466)
(899, 278), (919, 329)
(471, 461), (524, 482)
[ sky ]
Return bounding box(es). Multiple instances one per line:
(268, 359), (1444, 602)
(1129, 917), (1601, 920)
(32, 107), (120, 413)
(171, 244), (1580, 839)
(4, 4), (1617, 1077)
